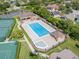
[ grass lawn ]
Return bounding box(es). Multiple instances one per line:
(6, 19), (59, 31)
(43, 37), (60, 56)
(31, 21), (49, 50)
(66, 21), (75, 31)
(59, 39), (79, 56)
(19, 42), (46, 59)
(76, 22), (79, 26)
(46, 38), (79, 56)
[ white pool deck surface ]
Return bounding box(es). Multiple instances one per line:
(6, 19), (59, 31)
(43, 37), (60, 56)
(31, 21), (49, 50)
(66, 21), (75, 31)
(21, 20), (65, 51)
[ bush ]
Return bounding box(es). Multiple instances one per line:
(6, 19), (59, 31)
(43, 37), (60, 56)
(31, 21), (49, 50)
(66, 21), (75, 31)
(30, 52), (37, 56)
(75, 44), (79, 48)
(69, 25), (79, 40)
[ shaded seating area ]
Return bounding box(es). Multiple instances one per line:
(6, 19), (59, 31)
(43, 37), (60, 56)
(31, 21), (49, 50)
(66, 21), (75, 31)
(50, 31), (65, 42)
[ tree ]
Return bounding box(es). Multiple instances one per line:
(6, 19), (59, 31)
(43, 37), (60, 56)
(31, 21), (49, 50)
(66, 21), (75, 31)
(69, 26), (79, 40)
(11, 28), (23, 39)
(58, 20), (74, 34)
(75, 44), (79, 48)
(0, 2), (10, 12)
(59, 3), (72, 14)
(72, 1), (79, 10)
(48, 16), (60, 26)
(37, 7), (51, 19)
(3, 2), (10, 8)
(16, 2), (20, 7)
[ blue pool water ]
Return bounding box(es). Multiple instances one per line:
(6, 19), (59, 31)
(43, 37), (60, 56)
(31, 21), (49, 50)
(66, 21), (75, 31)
(29, 23), (49, 37)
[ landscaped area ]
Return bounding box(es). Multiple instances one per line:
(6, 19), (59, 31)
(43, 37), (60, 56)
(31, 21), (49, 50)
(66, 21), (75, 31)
(21, 15), (65, 52)
(46, 38), (79, 56)
(0, 0), (79, 59)
(10, 23), (23, 40)
(19, 41), (46, 59)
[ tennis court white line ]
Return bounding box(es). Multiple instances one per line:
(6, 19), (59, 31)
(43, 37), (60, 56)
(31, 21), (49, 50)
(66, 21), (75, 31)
(5, 38), (9, 42)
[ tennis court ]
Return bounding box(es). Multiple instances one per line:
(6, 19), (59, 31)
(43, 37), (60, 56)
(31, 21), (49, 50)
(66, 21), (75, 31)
(0, 41), (18, 59)
(0, 19), (14, 27)
(0, 18), (15, 41)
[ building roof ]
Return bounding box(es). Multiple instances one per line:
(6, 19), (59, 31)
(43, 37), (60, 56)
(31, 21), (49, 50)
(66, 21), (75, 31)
(19, 11), (36, 20)
(47, 4), (59, 10)
(49, 49), (78, 59)
(0, 41), (18, 59)
(65, 10), (79, 20)
(50, 31), (65, 41)
(53, 11), (60, 15)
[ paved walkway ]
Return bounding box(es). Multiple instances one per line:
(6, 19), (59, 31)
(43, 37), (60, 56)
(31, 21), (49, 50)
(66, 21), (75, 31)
(23, 34), (35, 53)
(39, 53), (49, 58)
(16, 19), (35, 53)
(17, 40), (26, 42)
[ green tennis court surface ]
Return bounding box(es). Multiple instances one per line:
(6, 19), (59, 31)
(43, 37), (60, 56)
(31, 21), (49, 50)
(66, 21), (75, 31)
(0, 41), (18, 59)
(0, 18), (15, 41)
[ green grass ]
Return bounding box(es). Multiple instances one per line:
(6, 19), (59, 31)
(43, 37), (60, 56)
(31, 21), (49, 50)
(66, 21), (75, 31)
(10, 24), (23, 40)
(76, 22), (79, 26)
(46, 38), (79, 56)
(19, 42), (46, 59)
(59, 39), (79, 56)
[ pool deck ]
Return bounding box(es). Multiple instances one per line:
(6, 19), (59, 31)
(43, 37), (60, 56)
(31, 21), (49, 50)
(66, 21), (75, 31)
(22, 20), (56, 39)
(21, 20), (65, 51)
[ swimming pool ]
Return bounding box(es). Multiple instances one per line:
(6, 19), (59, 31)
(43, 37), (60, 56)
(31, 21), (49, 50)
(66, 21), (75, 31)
(29, 23), (49, 37)
(35, 41), (46, 48)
